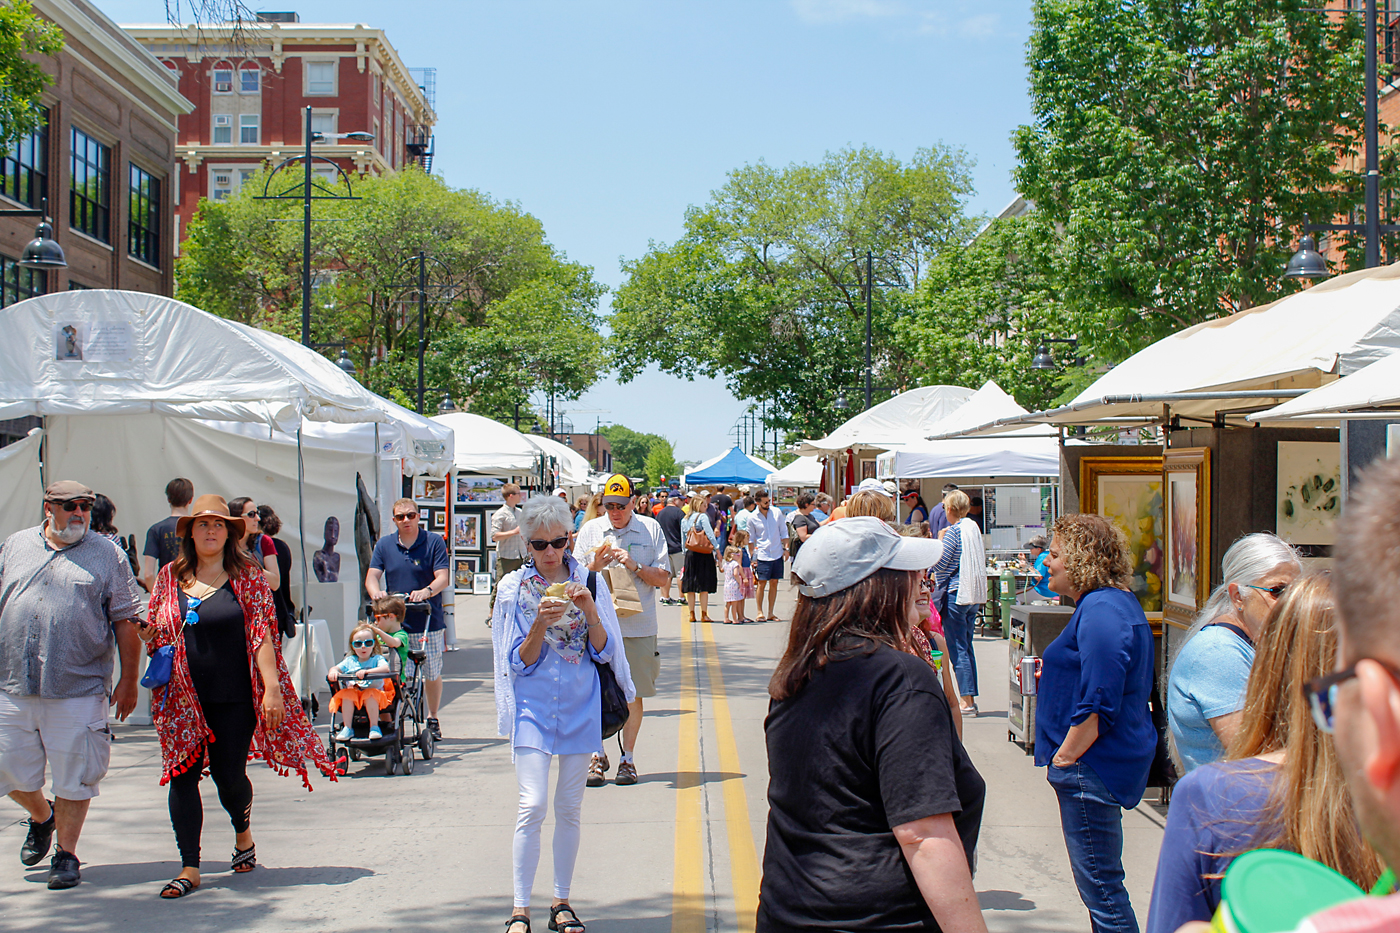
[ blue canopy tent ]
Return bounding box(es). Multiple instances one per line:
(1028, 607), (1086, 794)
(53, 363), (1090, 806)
(684, 446), (779, 486)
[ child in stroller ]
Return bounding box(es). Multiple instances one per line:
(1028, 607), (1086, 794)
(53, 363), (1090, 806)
(329, 624), (393, 741)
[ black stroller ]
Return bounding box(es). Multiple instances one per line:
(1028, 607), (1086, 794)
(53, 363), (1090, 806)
(326, 601), (436, 775)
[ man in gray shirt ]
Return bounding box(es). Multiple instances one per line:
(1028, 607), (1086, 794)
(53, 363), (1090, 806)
(489, 483), (526, 618)
(0, 481), (142, 890)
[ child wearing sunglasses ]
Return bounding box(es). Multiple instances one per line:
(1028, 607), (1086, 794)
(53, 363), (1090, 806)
(328, 624), (393, 741)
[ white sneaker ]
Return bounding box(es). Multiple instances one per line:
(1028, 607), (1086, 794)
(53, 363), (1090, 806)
(336, 725), (353, 741)
(368, 727), (383, 740)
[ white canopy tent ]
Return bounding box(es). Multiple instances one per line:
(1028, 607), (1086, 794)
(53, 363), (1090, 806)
(796, 384), (975, 456)
(1248, 348), (1400, 423)
(766, 455), (823, 487)
(433, 411), (544, 477)
(528, 434), (594, 488)
(932, 262), (1400, 438)
(883, 381), (1060, 477)
(0, 291), (456, 702)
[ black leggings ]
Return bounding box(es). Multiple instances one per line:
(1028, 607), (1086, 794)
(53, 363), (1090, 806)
(168, 702), (257, 868)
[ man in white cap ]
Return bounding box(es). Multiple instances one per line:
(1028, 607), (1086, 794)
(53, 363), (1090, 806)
(573, 473), (669, 786)
(748, 488), (790, 622)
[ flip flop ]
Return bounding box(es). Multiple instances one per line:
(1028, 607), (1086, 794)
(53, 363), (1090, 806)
(160, 877), (198, 899)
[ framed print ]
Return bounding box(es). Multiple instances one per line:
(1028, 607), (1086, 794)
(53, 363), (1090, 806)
(415, 476), (447, 503)
(473, 572), (493, 595)
(1276, 441), (1341, 546)
(453, 513), (481, 551)
(1081, 457), (1165, 621)
(1164, 448), (1211, 627)
(432, 509), (447, 530)
(454, 557), (478, 589)
(860, 459), (878, 481)
(458, 475), (506, 503)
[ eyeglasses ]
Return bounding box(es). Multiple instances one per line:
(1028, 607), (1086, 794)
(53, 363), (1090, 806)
(918, 579), (932, 592)
(1306, 660), (1400, 734)
(604, 503), (630, 512)
(393, 512), (418, 521)
(48, 500), (93, 513)
(184, 596), (203, 627)
(1245, 583), (1290, 599)
(244, 510), (259, 519)
(352, 638), (376, 648)
(528, 536), (569, 551)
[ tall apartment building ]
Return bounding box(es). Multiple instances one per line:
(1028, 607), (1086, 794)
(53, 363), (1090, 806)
(122, 13), (436, 248)
(0, 0), (192, 304)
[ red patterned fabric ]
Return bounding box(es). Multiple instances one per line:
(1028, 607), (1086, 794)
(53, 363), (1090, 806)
(147, 562), (335, 790)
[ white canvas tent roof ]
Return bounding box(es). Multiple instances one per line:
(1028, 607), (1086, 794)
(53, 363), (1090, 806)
(888, 381), (1060, 477)
(934, 262), (1400, 438)
(528, 434), (594, 487)
(797, 385), (975, 456)
(766, 455), (823, 487)
(433, 411), (542, 475)
(1249, 347), (1400, 423)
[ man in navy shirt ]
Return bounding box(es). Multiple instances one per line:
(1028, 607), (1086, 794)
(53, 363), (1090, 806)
(366, 497), (451, 739)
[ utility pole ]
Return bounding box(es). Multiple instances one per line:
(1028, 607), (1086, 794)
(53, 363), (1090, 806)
(863, 250), (874, 411)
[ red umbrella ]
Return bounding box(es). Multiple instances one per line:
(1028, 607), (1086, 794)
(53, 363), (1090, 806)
(819, 457), (829, 495)
(844, 448), (856, 497)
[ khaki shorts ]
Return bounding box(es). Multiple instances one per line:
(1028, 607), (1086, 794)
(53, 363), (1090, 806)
(623, 635), (660, 699)
(0, 692), (110, 801)
(668, 551), (685, 576)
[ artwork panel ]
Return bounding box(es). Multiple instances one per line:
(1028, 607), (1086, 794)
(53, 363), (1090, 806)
(1276, 441), (1341, 546)
(1096, 474), (1165, 615)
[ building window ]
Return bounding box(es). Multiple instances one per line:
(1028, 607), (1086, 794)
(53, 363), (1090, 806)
(310, 110), (337, 143)
(129, 164), (160, 268)
(68, 281), (90, 290)
(0, 255), (46, 307)
(70, 127), (110, 243)
(305, 60), (336, 95)
(1, 105), (47, 209)
(213, 114), (232, 145)
(239, 63), (260, 93)
(210, 166), (258, 201)
(239, 114), (260, 145)
(213, 65), (233, 93)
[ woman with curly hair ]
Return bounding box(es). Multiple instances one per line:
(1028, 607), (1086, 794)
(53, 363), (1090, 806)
(136, 495), (333, 899)
(1037, 513), (1156, 933)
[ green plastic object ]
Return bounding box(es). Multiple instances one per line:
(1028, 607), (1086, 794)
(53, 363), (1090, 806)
(1214, 850), (1365, 932)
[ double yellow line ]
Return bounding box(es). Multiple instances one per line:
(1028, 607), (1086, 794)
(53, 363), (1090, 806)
(672, 619), (761, 933)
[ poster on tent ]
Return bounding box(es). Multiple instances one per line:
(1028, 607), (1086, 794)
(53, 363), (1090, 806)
(1164, 448), (1210, 626)
(1276, 441), (1341, 546)
(52, 319), (136, 364)
(1081, 457), (1165, 622)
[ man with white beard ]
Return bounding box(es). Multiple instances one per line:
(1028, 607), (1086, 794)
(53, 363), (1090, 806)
(0, 481), (142, 890)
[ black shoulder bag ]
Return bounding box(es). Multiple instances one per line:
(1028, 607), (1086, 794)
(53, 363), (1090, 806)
(587, 571), (630, 740)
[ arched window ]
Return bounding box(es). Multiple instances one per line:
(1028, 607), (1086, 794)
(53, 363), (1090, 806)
(211, 60), (234, 93)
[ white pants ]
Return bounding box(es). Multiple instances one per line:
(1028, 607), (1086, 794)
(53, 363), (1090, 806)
(513, 748), (590, 909)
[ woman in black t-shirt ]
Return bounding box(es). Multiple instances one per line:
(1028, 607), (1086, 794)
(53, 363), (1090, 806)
(759, 516), (988, 933)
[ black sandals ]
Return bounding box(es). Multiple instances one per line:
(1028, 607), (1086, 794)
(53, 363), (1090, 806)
(231, 844), (256, 873)
(549, 904), (585, 933)
(160, 877), (198, 899)
(506, 915), (530, 933)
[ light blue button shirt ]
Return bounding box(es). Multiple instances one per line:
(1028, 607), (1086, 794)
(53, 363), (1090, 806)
(508, 555), (616, 756)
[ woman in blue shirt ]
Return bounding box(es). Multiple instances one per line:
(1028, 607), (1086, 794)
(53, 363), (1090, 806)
(491, 496), (633, 933)
(1036, 514), (1156, 933)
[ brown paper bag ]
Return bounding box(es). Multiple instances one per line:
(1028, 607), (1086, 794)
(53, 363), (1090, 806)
(602, 567), (644, 617)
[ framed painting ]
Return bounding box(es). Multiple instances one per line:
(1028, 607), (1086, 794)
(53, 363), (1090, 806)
(1080, 457), (1165, 622)
(473, 572), (494, 595)
(453, 513), (481, 551)
(860, 459), (878, 481)
(454, 557), (478, 589)
(1276, 441), (1341, 546)
(414, 476), (447, 503)
(1164, 448), (1210, 627)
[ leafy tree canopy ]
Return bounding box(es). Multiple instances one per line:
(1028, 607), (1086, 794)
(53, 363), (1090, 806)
(609, 145), (979, 442)
(601, 424), (670, 480)
(1014, 0), (1370, 365)
(176, 167), (606, 423)
(643, 437), (679, 489)
(0, 1), (63, 147)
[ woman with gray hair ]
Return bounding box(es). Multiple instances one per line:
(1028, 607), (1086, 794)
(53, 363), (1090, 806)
(1167, 532), (1301, 774)
(491, 496), (634, 933)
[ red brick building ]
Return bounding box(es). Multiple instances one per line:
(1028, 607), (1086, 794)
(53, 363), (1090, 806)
(122, 13), (435, 248)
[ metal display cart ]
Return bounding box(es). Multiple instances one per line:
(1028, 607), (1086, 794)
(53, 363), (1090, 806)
(1007, 604), (1075, 754)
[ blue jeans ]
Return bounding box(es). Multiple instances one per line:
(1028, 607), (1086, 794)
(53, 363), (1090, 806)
(1048, 761), (1139, 933)
(942, 596), (978, 697)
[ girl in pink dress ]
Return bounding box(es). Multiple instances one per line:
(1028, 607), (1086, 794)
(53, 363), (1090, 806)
(722, 545), (745, 624)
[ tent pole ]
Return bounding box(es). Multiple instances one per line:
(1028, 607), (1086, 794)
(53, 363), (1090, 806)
(297, 425), (312, 716)
(373, 424), (380, 511)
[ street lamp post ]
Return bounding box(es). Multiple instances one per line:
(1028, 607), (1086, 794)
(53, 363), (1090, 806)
(834, 250), (898, 410)
(1, 197), (67, 283)
(387, 250), (455, 413)
(257, 105), (372, 347)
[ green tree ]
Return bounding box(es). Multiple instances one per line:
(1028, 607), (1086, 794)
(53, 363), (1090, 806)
(601, 425), (668, 479)
(1014, 0), (1369, 365)
(0, 1), (63, 147)
(643, 437), (679, 488)
(176, 167), (606, 418)
(609, 145), (979, 441)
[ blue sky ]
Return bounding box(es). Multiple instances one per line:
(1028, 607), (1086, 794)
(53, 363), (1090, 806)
(104, 0), (1035, 461)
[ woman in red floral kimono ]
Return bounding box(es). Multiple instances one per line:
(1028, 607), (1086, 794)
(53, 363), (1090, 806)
(137, 495), (333, 899)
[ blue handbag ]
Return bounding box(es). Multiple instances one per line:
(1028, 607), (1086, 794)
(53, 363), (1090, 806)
(140, 645), (175, 689)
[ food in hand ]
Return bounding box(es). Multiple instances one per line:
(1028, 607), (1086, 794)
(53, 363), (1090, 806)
(546, 583), (568, 598)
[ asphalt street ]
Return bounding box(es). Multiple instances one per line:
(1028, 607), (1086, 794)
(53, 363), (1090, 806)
(0, 587), (1165, 931)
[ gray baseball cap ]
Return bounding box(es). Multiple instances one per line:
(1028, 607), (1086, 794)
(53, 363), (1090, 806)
(855, 477), (890, 497)
(792, 516), (943, 598)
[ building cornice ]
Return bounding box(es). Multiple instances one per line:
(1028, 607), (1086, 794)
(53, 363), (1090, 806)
(35, 0), (193, 117)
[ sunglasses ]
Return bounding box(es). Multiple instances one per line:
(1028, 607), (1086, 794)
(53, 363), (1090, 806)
(244, 510), (259, 519)
(1306, 660), (1400, 734)
(393, 512), (418, 521)
(352, 638), (376, 648)
(1244, 582), (1290, 599)
(48, 499), (93, 513)
(528, 536), (569, 552)
(184, 595), (203, 627)
(604, 503), (630, 512)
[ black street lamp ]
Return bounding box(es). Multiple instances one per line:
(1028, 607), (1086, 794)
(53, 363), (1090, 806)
(832, 251), (900, 410)
(387, 250), (455, 414)
(1, 198), (66, 279)
(1030, 336), (1083, 371)
(256, 105), (372, 348)
(1286, 2), (1400, 278)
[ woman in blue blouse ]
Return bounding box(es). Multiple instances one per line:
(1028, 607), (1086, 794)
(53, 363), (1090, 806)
(1037, 514), (1156, 933)
(492, 496), (633, 933)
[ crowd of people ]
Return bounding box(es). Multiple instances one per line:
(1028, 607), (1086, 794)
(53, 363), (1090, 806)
(12, 455), (1400, 933)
